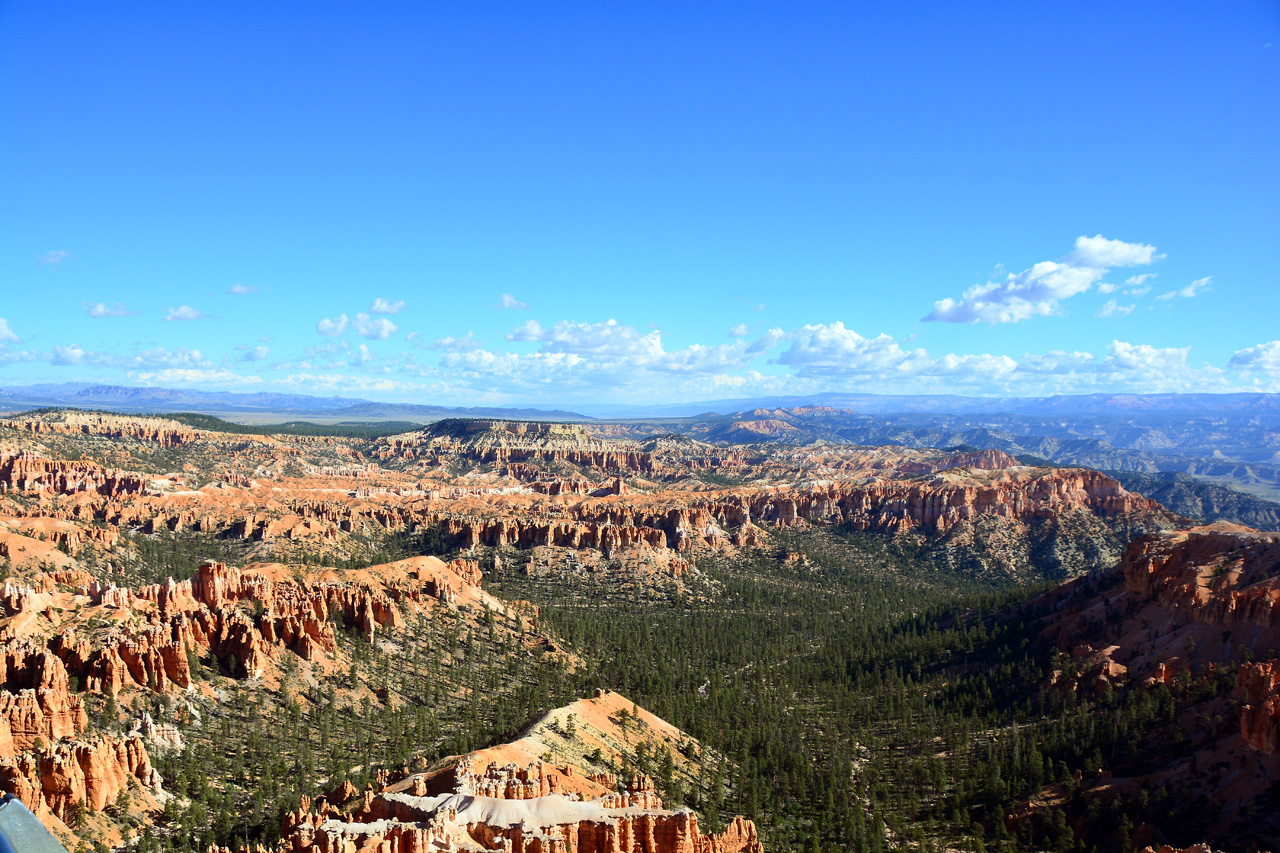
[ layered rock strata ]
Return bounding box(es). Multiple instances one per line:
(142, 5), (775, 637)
(0, 733), (162, 822)
(1238, 661), (1280, 754)
(283, 692), (763, 853)
(3, 411), (204, 448)
(0, 555), (507, 833)
(33, 556), (501, 691)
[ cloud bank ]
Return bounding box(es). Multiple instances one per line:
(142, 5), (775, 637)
(925, 235), (1162, 324)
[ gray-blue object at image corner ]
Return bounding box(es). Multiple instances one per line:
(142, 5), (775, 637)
(0, 794), (69, 853)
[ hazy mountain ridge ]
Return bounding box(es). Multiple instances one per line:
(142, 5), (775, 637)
(602, 405), (1280, 503)
(0, 383), (589, 422)
(1103, 470), (1280, 532)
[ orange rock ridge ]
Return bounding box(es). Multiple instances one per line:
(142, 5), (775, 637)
(3, 411), (203, 448)
(1238, 661), (1280, 754)
(1121, 526), (1280, 626)
(282, 692), (764, 853)
(0, 553), (508, 833)
(0, 452), (149, 498)
(38, 555), (496, 693)
(0, 733), (163, 822)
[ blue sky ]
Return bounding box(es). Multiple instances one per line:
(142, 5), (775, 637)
(2, 1), (1277, 405)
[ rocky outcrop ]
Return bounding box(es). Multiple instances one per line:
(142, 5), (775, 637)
(1121, 526), (1280, 627)
(371, 419), (759, 477)
(0, 452), (149, 498)
(279, 692), (764, 853)
(0, 554), (511, 836)
(31, 556), (498, 694)
(1, 421), (1174, 588)
(2, 411), (202, 448)
(0, 734), (162, 822)
(373, 419), (657, 473)
(0, 645), (89, 756)
(1238, 661), (1280, 754)
(303, 781), (761, 853)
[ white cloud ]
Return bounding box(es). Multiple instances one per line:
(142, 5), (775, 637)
(428, 318), (788, 396)
(728, 323), (749, 337)
(1064, 234), (1163, 268)
(429, 331), (484, 352)
(925, 235), (1162, 324)
(0, 318), (20, 343)
(130, 368), (263, 386)
(242, 346), (270, 361)
(83, 301), (136, 318)
(926, 261), (1106, 324)
(39, 250), (72, 266)
(352, 313), (398, 339)
(134, 347), (212, 368)
(51, 344), (86, 365)
(500, 318), (775, 374)
(1156, 276), (1211, 301)
(744, 328), (786, 356)
(1015, 350), (1099, 376)
(498, 293), (530, 310)
(49, 345), (213, 369)
(1097, 283), (1117, 294)
(1012, 341), (1211, 393)
(777, 322), (1007, 379)
(506, 318), (663, 357)
(1096, 299), (1134, 319)
(317, 314), (349, 336)
(1229, 341), (1280, 376)
(1124, 273), (1156, 288)
(308, 340), (349, 356)
(228, 284), (258, 295)
(0, 349), (37, 364)
(769, 323), (1222, 394)
(370, 297), (406, 315)
(1100, 340), (1191, 373)
(165, 305), (205, 322)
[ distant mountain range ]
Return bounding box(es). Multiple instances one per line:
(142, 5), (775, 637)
(6, 382), (1279, 424)
(590, 403), (1280, 503)
(576, 391), (1280, 418)
(0, 383), (589, 421)
(6, 380), (1280, 520)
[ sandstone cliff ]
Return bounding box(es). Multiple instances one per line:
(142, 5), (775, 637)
(2, 411), (204, 448)
(0, 644), (89, 756)
(0, 733), (162, 822)
(1, 414), (1179, 584)
(1238, 661), (1280, 754)
(0, 553), (518, 838)
(282, 691), (763, 853)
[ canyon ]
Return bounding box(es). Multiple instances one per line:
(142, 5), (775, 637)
(0, 409), (1274, 852)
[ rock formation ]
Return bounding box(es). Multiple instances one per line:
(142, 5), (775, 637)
(282, 691), (763, 853)
(0, 551), (520, 835)
(1121, 526), (1280, 626)
(0, 733), (162, 822)
(0, 645), (89, 756)
(3, 411), (204, 448)
(1, 410), (1180, 584)
(1238, 661), (1280, 754)
(1025, 523), (1280, 847)
(0, 452), (149, 498)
